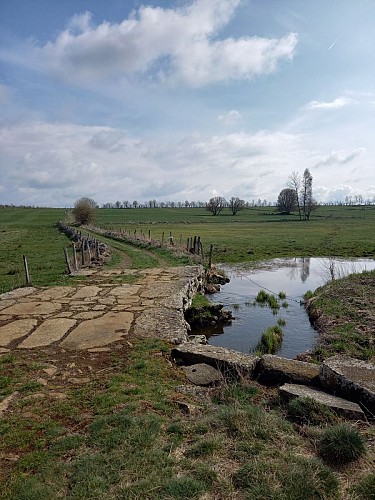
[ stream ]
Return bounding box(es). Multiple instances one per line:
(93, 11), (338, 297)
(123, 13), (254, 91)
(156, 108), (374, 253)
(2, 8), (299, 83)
(198, 257), (375, 359)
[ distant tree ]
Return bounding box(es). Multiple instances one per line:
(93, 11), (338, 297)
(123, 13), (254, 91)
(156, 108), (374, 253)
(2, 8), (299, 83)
(301, 168), (314, 220)
(229, 196), (245, 215)
(132, 200), (138, 208)
(72, 197), (97, 225)
(277, 188), (297, 214)
(288, 171), (302, 220)
(115, 200), (122, 209)
(206, 196), (226, 216)
(123, 200), (130, 208)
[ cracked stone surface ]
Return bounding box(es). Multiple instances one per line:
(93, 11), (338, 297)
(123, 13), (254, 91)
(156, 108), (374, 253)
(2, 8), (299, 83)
(0, 266), (204, 351)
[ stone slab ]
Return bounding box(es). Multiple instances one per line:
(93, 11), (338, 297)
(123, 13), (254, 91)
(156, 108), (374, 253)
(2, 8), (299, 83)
(70, 286), (102, 300)
(133, 307), (189, 342)
(0, 302), (61, 316)
(18, 318), (76, 348)
(172, 343), (259, 379)
(257, 355), (321, 387)
(183, 363), (222, 386)
(0, 319), (38, 346)
(279, 383), (365, 420)
(320, 355), (375, 414)
(60, 311), (133, 350)
(0, 287), (37, 300)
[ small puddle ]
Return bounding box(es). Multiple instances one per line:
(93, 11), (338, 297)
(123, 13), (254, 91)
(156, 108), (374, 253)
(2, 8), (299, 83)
(197, 258), (375, 359)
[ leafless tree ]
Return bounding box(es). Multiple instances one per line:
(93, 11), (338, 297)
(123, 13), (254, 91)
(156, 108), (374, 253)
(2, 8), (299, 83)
(206, 196), (226, 215)
(288, 171), (302, 220)
(229, 196), (245, 215)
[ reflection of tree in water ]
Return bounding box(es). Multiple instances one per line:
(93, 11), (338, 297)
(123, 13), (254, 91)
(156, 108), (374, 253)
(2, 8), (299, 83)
(300, 257), (310, 282)
(286, 258), (311, 282)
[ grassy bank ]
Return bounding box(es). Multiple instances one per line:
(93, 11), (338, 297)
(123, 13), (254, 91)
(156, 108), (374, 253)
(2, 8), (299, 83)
(1, 340), (373, 499)
(306, 270), (375, 362)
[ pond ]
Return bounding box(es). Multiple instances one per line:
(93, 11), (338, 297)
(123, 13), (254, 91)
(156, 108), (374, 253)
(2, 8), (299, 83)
(198, 257), (375, 359)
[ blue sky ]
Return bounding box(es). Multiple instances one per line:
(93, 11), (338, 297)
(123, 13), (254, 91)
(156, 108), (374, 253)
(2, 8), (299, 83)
(1, 0), (374, 207)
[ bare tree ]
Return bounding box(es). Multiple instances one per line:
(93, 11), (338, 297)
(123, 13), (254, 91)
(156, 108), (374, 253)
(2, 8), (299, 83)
(301, 168), (314, 220)
(288, 171), (302, 220)
(228, 197), (245, 215)
(72, 197), (97, 225)
(206, 196), (226, 215)
(277, 188), (297, 214)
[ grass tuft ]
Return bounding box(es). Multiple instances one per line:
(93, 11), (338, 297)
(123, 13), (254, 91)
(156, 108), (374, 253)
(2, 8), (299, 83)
(318, 424), (366, 465)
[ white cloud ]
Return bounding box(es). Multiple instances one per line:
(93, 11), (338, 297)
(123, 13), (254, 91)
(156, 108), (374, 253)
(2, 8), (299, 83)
(14, 0), (297, 87)
(305, 96), (353, 110)
(314, 148), (365, 168)
(217, 109), (242, 125)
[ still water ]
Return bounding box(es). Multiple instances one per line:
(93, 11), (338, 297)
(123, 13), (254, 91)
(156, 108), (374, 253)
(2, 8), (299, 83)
(201, 258), (375, 359)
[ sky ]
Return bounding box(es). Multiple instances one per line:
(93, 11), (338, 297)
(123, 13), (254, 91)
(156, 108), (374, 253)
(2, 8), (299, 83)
(1, 0), (375, 207)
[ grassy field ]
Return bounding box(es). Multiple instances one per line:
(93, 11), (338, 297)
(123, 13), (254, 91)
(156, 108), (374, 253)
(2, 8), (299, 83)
(94, 205), (375, 263)
(1, 205), (374, 293)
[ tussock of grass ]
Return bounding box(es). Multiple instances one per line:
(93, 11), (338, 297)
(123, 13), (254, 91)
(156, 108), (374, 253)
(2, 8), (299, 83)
(286, 397), (336, 426)
(255, 324), (284, 354)
(318, 424), (366, 465)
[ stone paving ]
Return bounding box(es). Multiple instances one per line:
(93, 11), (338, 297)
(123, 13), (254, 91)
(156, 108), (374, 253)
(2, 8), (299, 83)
(0, 266), (203, 352)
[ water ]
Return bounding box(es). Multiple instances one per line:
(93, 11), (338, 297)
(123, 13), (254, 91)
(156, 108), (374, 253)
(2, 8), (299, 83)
(200, 258), (375, 359)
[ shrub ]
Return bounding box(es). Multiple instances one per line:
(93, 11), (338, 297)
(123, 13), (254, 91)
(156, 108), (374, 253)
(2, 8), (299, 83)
(255, 290), (269, 303)
(318, 424), (365, 465)
(72, 197), (97, 225)
(286, 397), (336, 425)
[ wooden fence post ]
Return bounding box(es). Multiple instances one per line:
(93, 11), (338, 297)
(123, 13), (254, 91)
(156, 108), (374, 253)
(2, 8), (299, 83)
(72, 243), (78, 271)
(64, 248), (73, 275)
(23, 255), (31, 286)
(208, 244), (213, 269)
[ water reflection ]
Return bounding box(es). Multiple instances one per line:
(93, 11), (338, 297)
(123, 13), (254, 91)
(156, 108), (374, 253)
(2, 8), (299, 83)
(200, 257), (375, 359)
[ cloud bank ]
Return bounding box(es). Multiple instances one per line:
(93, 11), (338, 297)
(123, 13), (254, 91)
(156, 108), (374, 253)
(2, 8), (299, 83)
(15, 0), (297, 87)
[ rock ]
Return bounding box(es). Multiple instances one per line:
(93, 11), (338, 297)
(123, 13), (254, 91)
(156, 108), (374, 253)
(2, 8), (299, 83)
(18, 318), (76, 348)
(172, 343), (259, 380)
(279, 383), (365, 420)
(0, 391), (19, 417)
(60, 311), (133, 350)
(183, 363), (222, 386)
(0, 319), (38, 347)
(256, 355), (321, 387)
(320, 355), (375, 415)
(176, 400), (202, 415)
(133, 307), (189, 342)
(188, 335), (208, 345)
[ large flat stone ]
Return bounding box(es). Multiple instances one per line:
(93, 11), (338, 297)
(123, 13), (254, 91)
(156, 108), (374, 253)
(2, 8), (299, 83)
(320, 355), (375, 414)
(60, 311), (133, 349)
(257, 355), (321, 387)
(70, 286), (102, 300)
(183, 364), (222, 386)
(32, 287), (74, 300)
(0, 302), (61, 316)
(172, 343), (259, 379)
(18, 318), (76, 348)
(279, 383), (365, 420)
(133, 307), (189, 342)
(0, 319), (38, 346)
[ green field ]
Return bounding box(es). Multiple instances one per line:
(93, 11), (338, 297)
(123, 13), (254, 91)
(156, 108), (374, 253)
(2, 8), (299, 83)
(1, 205), (374, 293)
(94, 204), (375, 263)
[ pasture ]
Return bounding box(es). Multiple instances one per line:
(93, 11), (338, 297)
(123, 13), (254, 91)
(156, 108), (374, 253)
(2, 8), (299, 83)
(1, 205), (374, 293)
(94, 204), (375, 263)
